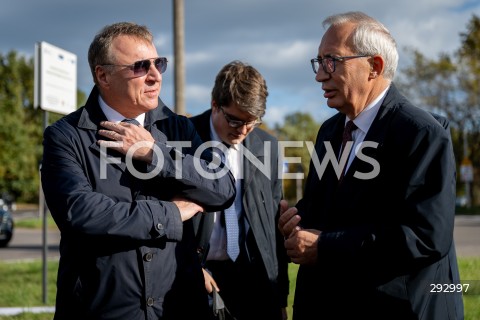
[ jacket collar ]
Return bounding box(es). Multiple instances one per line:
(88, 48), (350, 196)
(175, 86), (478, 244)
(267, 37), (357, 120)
(78, 86), (172, 131)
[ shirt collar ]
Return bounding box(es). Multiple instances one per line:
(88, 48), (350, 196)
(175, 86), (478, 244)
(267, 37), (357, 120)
(98, 95), (145, 126)
(347, 86), (389, 133)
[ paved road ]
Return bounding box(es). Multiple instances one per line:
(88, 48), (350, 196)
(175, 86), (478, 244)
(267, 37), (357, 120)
(1, 212), (479, 262)
(0, 227), (60, 262)
(453, 215), (480, 257)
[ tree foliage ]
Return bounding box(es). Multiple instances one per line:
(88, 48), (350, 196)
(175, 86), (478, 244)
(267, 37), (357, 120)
(274, 112), (320, 202)
(458, 15), (480, 201)
(397, 14), (480, 205)
(0, 50), (85, 203)
(0, 51), (39, 202)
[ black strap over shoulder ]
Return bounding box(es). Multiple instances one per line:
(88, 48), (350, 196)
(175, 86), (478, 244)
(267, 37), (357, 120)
(212, 287), (237, 320)
(194, 213), (214, 266)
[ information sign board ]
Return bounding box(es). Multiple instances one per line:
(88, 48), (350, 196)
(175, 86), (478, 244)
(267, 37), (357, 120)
(34, 41), (77, 115)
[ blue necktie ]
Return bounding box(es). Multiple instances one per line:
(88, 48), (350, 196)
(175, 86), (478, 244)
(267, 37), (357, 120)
(224, 195), (240, 261)
(222, 147), (240, 261)
(122, 118), (140, 126)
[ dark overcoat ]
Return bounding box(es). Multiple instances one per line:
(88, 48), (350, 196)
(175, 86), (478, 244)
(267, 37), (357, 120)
(292, 84), (463, 320)
(41, 87), (235, 320)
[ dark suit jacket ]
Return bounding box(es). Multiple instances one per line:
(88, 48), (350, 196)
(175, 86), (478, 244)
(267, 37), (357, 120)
(189, 109), (289, 308)
(41, 87), (235, 320)
(293, 84), (463, 320)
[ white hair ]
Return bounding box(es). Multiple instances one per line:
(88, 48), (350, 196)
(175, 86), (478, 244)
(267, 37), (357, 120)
(323, 11), (399, 81)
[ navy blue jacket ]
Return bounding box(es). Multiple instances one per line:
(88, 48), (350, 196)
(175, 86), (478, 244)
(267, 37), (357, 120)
(292, 84), (463, 319)
(41, 87), (235, 320)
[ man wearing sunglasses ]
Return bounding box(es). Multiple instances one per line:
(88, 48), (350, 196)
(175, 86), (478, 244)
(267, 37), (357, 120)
(189, 61), (289, 320)
(41, 22), (235, 320)
(278, 11), (463, 320)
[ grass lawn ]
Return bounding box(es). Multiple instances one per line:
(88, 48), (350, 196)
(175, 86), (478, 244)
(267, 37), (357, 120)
(286, 258), (480, 320)
(0, 258), (478, 319)
(13, 216), (57, 230)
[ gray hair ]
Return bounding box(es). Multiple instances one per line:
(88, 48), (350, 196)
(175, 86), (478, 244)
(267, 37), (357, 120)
(323, 11), (398, 81)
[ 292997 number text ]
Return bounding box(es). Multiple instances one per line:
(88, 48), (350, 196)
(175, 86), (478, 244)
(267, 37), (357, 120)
(430, 283), (469, 293)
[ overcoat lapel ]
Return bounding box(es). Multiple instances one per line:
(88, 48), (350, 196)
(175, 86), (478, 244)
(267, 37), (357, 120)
(242, 130), (265, 228)
(343, 86), (399, 182)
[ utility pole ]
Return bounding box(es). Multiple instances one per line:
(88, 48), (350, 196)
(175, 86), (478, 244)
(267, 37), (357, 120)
(173, 0), (186, 115)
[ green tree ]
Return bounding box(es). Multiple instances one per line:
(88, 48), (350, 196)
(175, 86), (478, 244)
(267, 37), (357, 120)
(458, 14), (480, 205)
(397, 14), (480, 206)
(0, 50), (86, 203)
(0, 51), (39, 202)
(275, 112), (320, 203)
(398, 51), (460, 124)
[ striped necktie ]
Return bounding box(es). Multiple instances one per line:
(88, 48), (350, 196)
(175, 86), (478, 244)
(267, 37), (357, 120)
(339, 120), (357, 183)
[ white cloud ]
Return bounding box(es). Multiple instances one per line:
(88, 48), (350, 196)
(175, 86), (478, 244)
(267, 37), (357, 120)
(245, 40), (315, 68)
(186, 84), (211, 107)
(1, 0), (479, 126)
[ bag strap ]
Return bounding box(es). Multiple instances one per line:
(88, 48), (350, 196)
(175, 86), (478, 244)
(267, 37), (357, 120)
(212, 286), (237, 320)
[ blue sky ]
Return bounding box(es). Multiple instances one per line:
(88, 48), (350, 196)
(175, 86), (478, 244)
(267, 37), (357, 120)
(1, 0), (479, 127)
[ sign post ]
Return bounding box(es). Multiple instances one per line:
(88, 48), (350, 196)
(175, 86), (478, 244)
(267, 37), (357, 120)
(34, 41), (77, 305)
(460, 157), (474, 208)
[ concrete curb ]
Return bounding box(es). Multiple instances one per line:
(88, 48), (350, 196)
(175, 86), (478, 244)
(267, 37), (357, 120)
(0, 306), (55, 316)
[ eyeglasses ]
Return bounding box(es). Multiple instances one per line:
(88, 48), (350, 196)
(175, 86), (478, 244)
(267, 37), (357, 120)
(310, 55), (370, 74)
(219, 106), (262, 128)
(101, 57), (168, 77)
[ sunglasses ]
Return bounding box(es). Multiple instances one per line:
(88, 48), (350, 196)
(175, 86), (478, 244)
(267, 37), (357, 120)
(101, 57), (168, 77)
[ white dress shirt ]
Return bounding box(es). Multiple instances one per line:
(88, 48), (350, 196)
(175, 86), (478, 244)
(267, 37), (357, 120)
(343, 86), (389, 172)
(98, 96), (145, 126)
(206, 117), (244, 261)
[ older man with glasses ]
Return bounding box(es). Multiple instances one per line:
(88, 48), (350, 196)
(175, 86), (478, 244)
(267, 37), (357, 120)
(278, 11), (463, 320)
(41, 22), (235, 320)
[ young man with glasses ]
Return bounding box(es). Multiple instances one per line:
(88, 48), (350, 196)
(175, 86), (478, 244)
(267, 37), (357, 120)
(190, 60), (289, 320)
(41, 22), (235, 320)
(278, 11), (463, 320)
